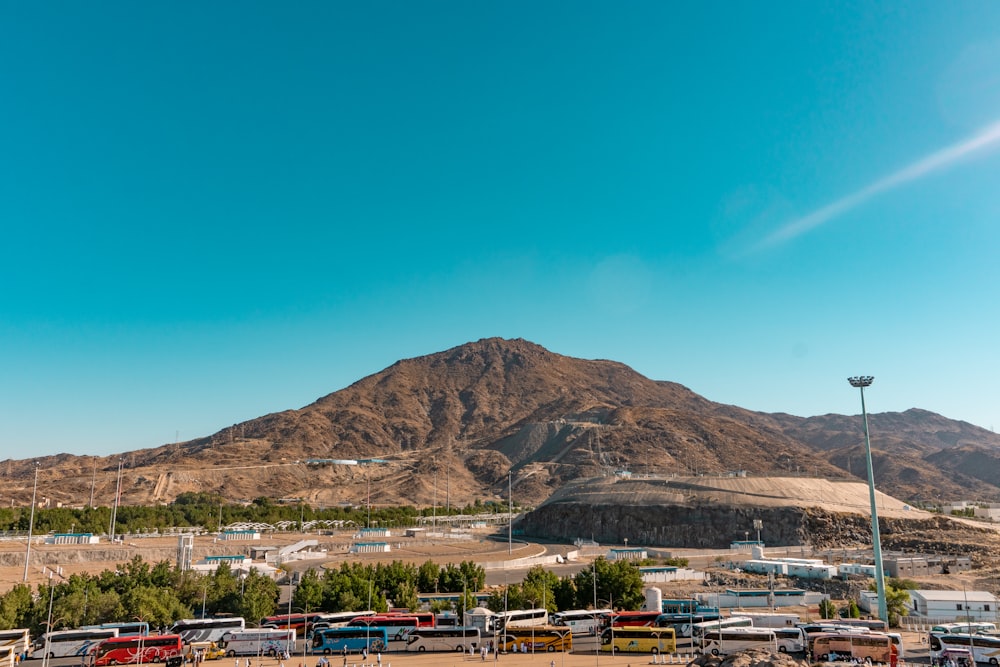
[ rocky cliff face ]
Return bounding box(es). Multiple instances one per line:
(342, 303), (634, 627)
(520, 502), (1000, 556)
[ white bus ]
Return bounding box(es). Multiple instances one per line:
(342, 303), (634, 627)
(736, 612), (800, 629)
(930, 634), (1000, 665)
(933, 623), (999, 636)
(218, 629), (296, 657)
(691, 617), (753, 648)
(0, 630), (30, 659)
(551, 610), (612, 636)
(494, 609), (548, 630)
(773, 628), (806, 653)
(34, 629), (119, 658)
(701, 628), (778, 656)
(405, 627), (480, 652)
(171, 617), (246, 644)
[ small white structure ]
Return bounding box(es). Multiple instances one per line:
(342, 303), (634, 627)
(743, 560), (788, 576)
(909, 589), (1000, 621)
(220, 529), (261, 541)
(743, 557), (836, 579)
(350, 541), (391, 554)
(464, 607), (495, 634)
(45, 533), (99, 545)
(839, 563), (878, 577)
(974, 504), (1000, 521)
(639, 566), (705, 583)
(785, 562), (838, 579)
(609, 547), (646, 561)
(643, 587), (663, 612)
(355, 527), (390, 538)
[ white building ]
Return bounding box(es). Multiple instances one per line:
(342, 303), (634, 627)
(908, 589), (1000, 621)
(839, 563), (878, 577)
(974, 504), (1000, 521)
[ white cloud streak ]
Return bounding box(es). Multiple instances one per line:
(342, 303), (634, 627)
(757, 120), (1000, 249)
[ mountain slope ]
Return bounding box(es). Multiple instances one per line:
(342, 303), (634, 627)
(4, 338), (999, 508)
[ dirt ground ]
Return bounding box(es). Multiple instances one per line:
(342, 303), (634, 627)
(0, 529), (552, 592)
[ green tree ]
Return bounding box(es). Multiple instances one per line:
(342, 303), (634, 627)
(417, 561), (440, 593)
(293, 569), (324, 613)
(552, 577), (576, 613)
(573, 558), (644, 610)
(393, 581), (420, 612)
(818, 598), (837, 620)
(121, 586), (190, 627)
(521, 565), (558, 612)
(239, 570), (278, 624)
(884, 584), (910, 627)
(0, 584), (33, 630)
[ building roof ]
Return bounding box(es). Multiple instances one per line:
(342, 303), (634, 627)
(911, 589), (998, 603)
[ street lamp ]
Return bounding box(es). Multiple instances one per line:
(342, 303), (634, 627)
(23, 462), (39, 582)
(848, 375), (887, 624)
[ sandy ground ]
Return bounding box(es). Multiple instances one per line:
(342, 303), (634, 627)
(0, 529), (552, 592)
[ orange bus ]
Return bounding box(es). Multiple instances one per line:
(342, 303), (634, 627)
(93, 635), (183, 666)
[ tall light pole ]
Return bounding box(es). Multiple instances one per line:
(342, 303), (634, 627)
(508, 471), (512, 555)
(42, 581), (55, 667)
(593, 560), (599, 667)
(110, 458), (123, 542)
(848, 375), (887, 624)
(23, 462), (40, 582)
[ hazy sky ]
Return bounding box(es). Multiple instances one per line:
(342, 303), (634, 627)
(3, 2), (999, 458)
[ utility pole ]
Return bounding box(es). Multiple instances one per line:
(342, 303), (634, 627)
(23, 462), (40, 582)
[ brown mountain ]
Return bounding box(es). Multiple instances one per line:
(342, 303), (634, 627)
(4, 338), (999, 509)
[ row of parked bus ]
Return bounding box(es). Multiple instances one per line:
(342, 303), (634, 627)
(572, 615), (900, 659)
(927, 622), (1000, 665)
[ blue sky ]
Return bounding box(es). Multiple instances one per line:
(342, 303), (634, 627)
(2, 2), (999, 458)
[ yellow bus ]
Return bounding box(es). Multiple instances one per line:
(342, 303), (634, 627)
(501, 627), (572, 653)
(600, 627), (677, 655)
(811, 633), (892, 663)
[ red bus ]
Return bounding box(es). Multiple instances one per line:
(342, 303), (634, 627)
(261, 613), (330, 637)
(93, 634), (183, 666)
(386, 612), (435, 628)
(608, 611), (662, 628)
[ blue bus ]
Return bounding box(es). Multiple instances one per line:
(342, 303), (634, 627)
(311, 628), (388, 655)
